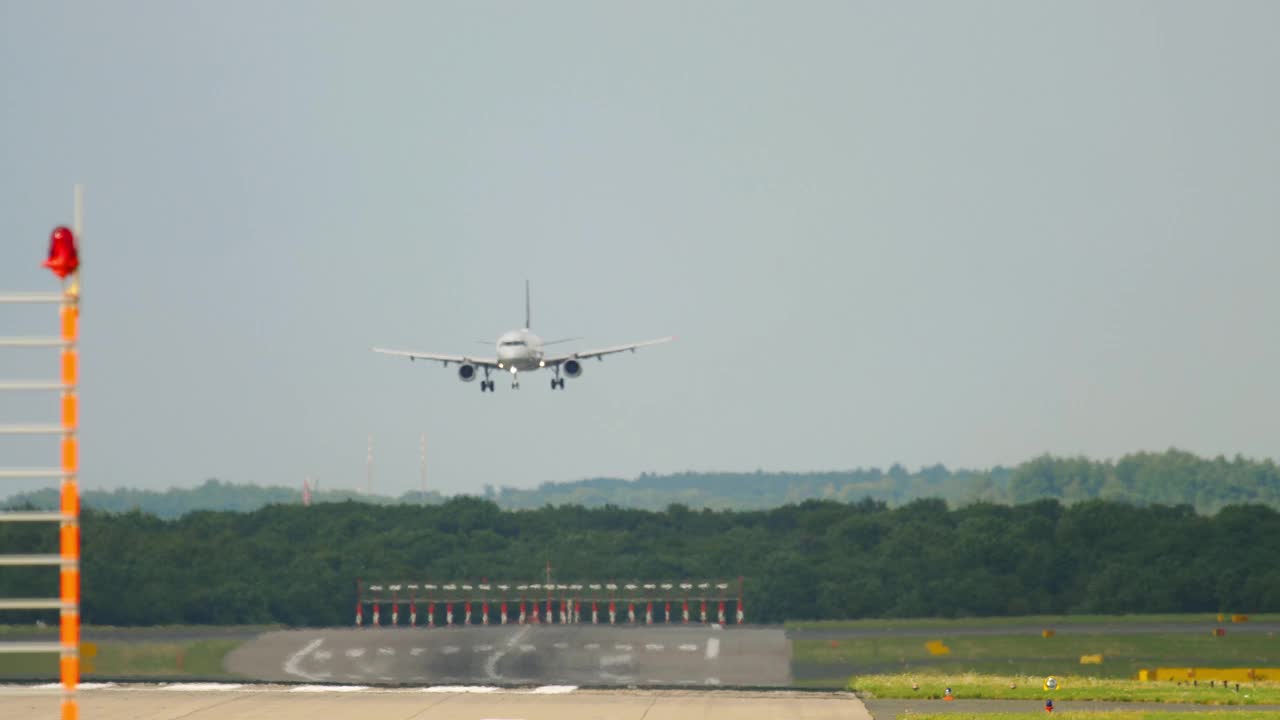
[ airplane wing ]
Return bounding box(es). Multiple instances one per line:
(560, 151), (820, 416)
(371, 348), (500, 369)
(543, 336), (675, 365)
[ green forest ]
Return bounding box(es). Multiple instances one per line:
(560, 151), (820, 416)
(4, 449), (1279, 518)
(2, 496), (1278, 627)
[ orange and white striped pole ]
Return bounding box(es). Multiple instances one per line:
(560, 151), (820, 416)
(59, 186), (83, 720)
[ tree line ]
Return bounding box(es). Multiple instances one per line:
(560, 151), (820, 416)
(5, 449), (1278, 518)
(1, 496), (1277, 627)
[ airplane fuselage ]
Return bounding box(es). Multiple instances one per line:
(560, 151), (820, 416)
(495, 329), (545, 374)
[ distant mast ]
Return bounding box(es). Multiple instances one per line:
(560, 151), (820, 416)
(420, 432), (427, 504)
(302, 477), (313, 507)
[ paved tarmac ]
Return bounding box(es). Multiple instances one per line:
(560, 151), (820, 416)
(5, 684), (1279, 719)
(225, 625), (791, 687)
(0, 685), (868, 720)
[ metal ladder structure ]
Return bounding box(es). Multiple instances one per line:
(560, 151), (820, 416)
(0, 187), (83, 720)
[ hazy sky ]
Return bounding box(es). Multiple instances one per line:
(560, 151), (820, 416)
(2, 2), (1277, 497)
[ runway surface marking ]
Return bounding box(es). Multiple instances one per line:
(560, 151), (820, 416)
(422, 685), (500, 693)
(484, 625), (532, 682)
(290, 685), (369, 692)
(231, 626), (789, 687)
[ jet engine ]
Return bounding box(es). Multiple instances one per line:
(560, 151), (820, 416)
(457, 364), (477, 382)
(563, 359), (583, 378)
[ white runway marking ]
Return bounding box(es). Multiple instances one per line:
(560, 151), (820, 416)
(5, 682), (580, 696)
(584, 643), (600, 650)
(706, 677), (722, 685)
(599, 654), (632, 667)
(283, 638), (325, 682)
(645, 643), (664, 651)
(441, 646), (461, 655)
(290, 685), (369, 692)
(410, 647), (426, 656)
(474, 644), (494, 652)
(161, 683), (244, 691)
(313, 650), (333, 661)
(614, 643), (633, 651)
(526, 685), (578, 694)
(345, 648), (365, 658)
(552, 642), (569, 649)
(519, 644), (536, 652)
(422, 685), (500, 693)
(678, 643), (698, 652)
(378, 647), (395, 656)
(705, 637), (720, 659)
(484, 625), (531, 682)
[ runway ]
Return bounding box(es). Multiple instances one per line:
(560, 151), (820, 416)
(0, 685), (868, 720)
(226, 625), (791, 686)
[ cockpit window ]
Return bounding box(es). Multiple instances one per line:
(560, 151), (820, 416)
(501, 340), (526, 347)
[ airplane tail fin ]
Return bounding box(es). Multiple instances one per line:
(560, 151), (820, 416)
(525, 279), (531, 329)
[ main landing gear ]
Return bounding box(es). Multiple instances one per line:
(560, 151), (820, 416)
(480, 368), (495, 392)
(551, 377), (565, 390)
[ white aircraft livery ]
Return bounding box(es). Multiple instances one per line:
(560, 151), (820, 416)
(372, 283), (673, 392)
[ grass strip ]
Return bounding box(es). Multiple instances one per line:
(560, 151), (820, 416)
(788, 614), (1280, 631)
(849, 673), (1280, 705)
(0, 639), (242, 678)
(900, 714), (1280, 720)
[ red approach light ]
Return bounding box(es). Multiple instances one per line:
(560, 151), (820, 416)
(43, 226), (80, 279)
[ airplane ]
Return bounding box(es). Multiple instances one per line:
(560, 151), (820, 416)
(372, 283), (673, 392)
